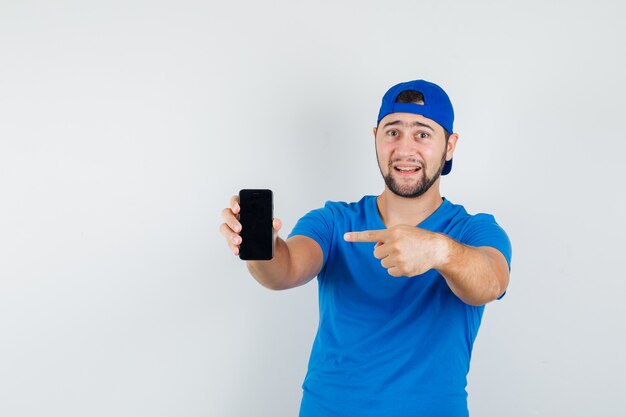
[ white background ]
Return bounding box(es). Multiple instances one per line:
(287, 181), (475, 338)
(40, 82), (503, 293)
(1, 0), (625, 416)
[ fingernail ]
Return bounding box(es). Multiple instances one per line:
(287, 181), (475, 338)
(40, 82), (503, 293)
(232, 236), (239, 244)
(344, 233), (351, 241)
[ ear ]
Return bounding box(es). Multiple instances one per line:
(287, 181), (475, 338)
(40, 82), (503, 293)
(372, 126), (377, 138)
(445, 133), (459, 161)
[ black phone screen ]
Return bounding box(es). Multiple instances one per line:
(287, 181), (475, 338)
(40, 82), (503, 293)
(238, 189), (274, 260)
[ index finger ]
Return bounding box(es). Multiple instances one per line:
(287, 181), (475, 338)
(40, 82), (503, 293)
(230, 195), (240, 214)
(344, 229), (388, 243)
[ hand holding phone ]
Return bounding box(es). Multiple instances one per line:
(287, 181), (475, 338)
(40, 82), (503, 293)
(233, 189), (274, 260)
(219, 189), (279, 260)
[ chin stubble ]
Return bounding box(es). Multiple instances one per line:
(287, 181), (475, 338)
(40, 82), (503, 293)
(379, 151), (447, 198)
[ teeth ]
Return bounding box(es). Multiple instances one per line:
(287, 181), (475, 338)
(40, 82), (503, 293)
(396, 167), (418, 171)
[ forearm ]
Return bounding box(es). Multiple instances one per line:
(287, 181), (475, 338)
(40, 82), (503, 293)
(246, 237), (294, 290)
(435, 234), (509, 306)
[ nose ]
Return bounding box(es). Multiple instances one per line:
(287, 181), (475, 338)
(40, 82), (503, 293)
(394, 134), (419, 158)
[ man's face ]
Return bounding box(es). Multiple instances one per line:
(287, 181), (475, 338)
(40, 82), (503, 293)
(374, 112), (457, 198)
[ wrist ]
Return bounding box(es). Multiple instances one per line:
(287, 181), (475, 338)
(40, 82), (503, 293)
(433, 232), (453, 271)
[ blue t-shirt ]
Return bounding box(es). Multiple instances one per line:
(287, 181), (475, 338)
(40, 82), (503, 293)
(288, 196), (512, 417)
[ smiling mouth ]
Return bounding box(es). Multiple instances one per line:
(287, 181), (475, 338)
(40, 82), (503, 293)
(393, 166), (422, 174)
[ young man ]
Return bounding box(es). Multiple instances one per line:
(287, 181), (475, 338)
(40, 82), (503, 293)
(220, 80), (512, 416)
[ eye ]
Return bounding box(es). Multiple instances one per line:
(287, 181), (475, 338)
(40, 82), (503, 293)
(417, 132), (429, 139)
(386, 129), (399, 137)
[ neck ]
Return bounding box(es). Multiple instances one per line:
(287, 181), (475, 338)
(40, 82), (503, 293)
(376, 181), (443, 228)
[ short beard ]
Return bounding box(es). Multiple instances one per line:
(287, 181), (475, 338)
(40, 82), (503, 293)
(378, 150), (447, 198)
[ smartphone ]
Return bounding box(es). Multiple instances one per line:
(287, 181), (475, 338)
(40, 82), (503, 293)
(238, 189), (274, 260)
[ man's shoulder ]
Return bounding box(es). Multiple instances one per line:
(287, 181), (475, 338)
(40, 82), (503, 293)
(289, 196), (375, 241)
(442, 199), (510, 258)
(301, 195), (376, 226)
(321, 195), (374, 212)
(442, 198), (497, 223)
(437, 198), (505, 238)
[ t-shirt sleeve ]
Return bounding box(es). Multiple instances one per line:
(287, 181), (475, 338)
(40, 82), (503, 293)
(461, 213), (512, 270)
(287, 203), (335, 266)
(461, 214), (512, 301)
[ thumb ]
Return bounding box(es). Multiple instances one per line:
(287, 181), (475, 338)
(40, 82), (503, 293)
(273, 218), (282, 233)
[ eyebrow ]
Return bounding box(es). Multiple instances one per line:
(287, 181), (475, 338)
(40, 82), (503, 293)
(381, 120), (435, 132)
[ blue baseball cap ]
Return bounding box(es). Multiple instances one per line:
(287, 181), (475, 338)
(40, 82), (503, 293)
(377, 80), (455, 175)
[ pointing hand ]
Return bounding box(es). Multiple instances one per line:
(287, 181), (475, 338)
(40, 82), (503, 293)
(344, 225), (447, 277)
